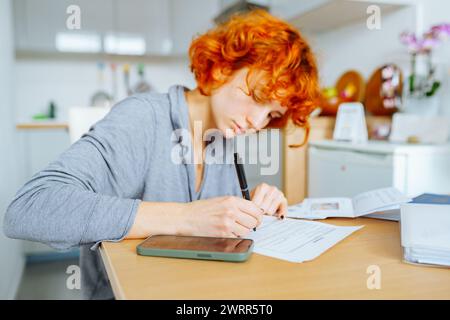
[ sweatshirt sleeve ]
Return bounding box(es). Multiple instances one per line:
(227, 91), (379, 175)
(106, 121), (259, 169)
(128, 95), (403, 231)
(3, 96), (156, 251)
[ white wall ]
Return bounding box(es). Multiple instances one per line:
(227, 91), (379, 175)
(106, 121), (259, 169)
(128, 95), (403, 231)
(311, 6), (417, 86)
(14, 57), (197, 185)
(308, 0), (450, 113)
(15, 58), (196, 121)
(420, 0), (450, 115)
(0, 0), (25, 300)
(420, 0), (450, 27)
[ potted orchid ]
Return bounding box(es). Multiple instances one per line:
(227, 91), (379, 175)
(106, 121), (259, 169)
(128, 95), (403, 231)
(400, 23), (450, 100)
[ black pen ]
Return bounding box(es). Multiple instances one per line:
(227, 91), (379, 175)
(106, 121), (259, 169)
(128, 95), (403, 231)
(233, 152), (257, 231)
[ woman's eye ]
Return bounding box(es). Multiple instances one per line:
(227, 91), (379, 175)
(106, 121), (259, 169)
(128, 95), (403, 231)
(268, 112), (281, 119)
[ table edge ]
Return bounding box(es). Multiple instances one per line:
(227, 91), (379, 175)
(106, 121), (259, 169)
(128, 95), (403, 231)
(99, 242), (127, 300)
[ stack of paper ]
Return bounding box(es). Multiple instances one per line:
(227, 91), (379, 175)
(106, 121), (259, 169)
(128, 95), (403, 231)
(401, 193), (450, 267)
(403, 247), (450, 267)
(247, 216), (363, 263)
(287, 187), (410, 220)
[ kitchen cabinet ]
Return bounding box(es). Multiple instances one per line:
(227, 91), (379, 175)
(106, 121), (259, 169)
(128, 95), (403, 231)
(54, 0), (115, 35)
(170, 0), (221, 55)
(13, 0), (114, 52)
(279, 0), (413, 34)
(115, 0), (171, 55)
(14, 0), (57, 52)
(13, 0), (221, 57)
(12, 0), (27, 50)
(12, 0), (419, 56)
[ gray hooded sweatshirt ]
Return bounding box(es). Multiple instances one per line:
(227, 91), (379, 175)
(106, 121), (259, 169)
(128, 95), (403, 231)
(4, 85), (242, 299)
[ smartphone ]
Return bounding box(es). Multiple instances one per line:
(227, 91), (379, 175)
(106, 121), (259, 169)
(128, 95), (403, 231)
(136, 235), (254, 262)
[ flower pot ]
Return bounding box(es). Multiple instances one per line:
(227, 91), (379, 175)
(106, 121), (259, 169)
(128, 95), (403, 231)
(401, 95), (441, 116)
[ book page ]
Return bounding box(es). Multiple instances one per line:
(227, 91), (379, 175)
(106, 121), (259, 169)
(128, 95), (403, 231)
(292, 197), (355, 219)
(352, 187), (410, 216)
(247, 216), (363, 263)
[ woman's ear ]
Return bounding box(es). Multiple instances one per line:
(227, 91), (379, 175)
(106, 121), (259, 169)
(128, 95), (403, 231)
(211, 68), (229, 83)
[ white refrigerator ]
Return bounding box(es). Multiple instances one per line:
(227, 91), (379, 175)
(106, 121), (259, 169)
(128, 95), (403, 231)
(308, 140), (450, 198)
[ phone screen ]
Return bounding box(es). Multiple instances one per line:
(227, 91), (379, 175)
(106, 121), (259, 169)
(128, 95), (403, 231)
(139, 235), (253, 253)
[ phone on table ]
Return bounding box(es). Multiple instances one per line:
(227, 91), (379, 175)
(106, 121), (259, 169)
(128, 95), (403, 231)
(136, 235), (254, 262)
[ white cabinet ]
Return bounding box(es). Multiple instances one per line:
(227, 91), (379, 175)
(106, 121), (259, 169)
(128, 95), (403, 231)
(13, 0), (57, 52)
(170, 0), (221, 55)
(12, 0), (27, 50)
(276, 0), (413, 33)
(115, 0), (171, 55)
(308, 140), (450, 198)
(13, 0), (221, 56)
(14, 0), (114, 52)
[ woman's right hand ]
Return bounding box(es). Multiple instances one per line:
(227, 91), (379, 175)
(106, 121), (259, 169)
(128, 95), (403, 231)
(180, 196), (264, 238)
(126, 196), (264, 239)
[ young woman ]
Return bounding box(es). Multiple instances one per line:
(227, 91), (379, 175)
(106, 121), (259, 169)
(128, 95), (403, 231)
(4, 10), (319, 299)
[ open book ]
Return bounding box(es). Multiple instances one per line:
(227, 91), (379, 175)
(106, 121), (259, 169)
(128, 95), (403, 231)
(287, 187), (410, 220)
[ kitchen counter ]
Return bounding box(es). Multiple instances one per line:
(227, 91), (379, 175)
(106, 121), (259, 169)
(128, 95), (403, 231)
(16, 121), (68, 130)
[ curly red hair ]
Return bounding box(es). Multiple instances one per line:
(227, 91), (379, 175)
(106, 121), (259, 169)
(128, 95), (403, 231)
(188, 9), (320, 146)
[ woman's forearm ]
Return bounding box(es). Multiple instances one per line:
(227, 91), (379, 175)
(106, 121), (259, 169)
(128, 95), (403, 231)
(125, 201), (189, 239)
(4, 182), (140, 250)
(127, 196), (265, 240)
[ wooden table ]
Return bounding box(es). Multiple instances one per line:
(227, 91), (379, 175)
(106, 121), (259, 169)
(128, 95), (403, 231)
(100, 218), (450, 300)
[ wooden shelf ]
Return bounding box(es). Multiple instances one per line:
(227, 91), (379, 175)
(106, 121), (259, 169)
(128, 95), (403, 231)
(16, 122), (68, 130)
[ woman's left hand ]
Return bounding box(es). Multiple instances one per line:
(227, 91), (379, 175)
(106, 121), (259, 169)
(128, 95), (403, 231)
(250, 183), (287, 220)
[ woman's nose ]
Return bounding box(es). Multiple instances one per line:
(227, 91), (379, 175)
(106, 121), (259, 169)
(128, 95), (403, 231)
(246, 110), (269, 131)
(246, 116), (261, 132)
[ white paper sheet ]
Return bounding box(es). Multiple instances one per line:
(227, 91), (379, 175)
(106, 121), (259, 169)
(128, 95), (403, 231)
(300, 197), (354, 218)
(247, 216), (363, 263)
(287, 187), (410, 220)
(364, 207), (400, 221)
(352, 187), (409, 215)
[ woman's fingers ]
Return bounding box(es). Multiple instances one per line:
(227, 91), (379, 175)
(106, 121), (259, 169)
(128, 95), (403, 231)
(251, 183), (287, 218)
(236, 198), (264, 226)
(250, 183), (268, 207)
(232, 222), (251, 238)
(234, 209), (258, 230)
(260, 188), (278, 215)
(268, 194), (287, 219)
(276, 197), (288, 219)
(267, 197), (280, 216)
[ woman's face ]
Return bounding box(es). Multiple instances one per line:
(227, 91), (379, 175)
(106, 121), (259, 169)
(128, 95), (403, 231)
(210, 68), (288, 139)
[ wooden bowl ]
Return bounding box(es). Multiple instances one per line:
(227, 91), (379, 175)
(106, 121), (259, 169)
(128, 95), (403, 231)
(335, 70), (365, 102)
(318, 70), (365, 116)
